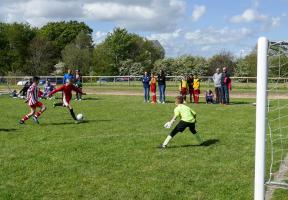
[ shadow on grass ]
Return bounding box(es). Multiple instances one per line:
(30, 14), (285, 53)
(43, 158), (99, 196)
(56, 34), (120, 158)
(229, 101), (251, 105)
(0, 128), (18, 132)
(82, 97), (100, 101)
(42, 119), (111, 126)
(166, 139), (219, 149)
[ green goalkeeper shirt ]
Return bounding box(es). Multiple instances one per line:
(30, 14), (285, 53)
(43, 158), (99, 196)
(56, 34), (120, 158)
(174, 104), (196, 123)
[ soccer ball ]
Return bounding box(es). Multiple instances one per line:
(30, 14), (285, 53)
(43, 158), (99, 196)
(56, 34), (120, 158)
(76, 113), (84, 121)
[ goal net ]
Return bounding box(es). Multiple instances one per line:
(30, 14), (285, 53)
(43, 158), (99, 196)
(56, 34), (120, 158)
(255, 37), (288, 200)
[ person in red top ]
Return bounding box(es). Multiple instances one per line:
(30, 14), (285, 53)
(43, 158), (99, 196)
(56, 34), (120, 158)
(19, 76), (46, 124)
(48, 79), (86, 122)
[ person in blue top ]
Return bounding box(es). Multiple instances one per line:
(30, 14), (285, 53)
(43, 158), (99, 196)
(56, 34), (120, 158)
(63, 69), (74, 84)
(142, 71), (151, 103)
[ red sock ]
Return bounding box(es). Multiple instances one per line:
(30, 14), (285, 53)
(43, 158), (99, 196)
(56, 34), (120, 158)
(21, 115), (29, 121)
(35, 111), (42, 118)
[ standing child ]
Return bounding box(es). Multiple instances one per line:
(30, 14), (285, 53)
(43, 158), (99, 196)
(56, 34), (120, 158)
(150, 73), (157, 104)
(19, 76), (46, 124)
(179, 76), (188, 103)
(193, 75), (200, 104)
(161, 96), (203, 148)
(187, 74), (194, 103)
(48, 79), (86, 122)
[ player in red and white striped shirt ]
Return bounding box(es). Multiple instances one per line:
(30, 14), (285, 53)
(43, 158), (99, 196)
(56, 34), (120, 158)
(48, 79), (86, 122)
(19, 76), (46, 124)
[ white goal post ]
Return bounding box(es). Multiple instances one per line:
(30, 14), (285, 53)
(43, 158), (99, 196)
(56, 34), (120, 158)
(254, 37), (269, 200)
(254, 37), (288, 200)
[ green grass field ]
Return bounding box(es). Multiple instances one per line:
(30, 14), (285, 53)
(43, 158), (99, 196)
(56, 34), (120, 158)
(0, 94), (287, 199)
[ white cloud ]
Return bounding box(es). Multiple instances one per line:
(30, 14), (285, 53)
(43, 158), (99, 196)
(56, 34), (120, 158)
(191, 5), (206, 22)
(0, 0), (186, 31)
(147, 29), (183, 56)
(230, 9), (267, 23)
(229, 8), (282, 31)
(93, 31), (108, 44)
(185, 27), (252, 45)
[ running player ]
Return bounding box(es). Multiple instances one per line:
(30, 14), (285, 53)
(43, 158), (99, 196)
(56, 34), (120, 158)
(48, 79), (86, 122)
(19, 76), (46, 124)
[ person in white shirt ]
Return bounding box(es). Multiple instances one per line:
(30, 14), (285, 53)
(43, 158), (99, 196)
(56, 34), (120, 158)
(212, 68), (222, 104)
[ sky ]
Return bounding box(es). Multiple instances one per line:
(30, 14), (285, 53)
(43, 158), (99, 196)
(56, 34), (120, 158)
(0, 0), (287, 58)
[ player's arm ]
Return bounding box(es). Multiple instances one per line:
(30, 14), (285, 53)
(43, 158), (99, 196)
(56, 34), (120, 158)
(48, 85), (64, 97)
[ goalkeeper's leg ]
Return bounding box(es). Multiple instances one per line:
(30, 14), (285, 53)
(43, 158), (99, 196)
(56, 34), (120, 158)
(162, 121), (186, 147)
(189, 123), (203, 143)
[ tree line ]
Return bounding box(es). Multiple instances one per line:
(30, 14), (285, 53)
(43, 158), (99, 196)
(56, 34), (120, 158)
(0, 21), (287, 77)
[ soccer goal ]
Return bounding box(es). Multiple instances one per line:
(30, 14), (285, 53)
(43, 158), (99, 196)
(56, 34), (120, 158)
(255, 37), (288, 200)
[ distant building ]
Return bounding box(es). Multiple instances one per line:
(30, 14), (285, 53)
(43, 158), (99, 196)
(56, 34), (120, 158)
(150, 40), (165, 57)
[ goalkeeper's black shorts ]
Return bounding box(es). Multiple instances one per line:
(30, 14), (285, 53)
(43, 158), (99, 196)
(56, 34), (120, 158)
(170, 120), (196, 137)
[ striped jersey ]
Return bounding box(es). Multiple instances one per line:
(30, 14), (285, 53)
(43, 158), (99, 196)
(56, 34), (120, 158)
(27, 83), (40, 106)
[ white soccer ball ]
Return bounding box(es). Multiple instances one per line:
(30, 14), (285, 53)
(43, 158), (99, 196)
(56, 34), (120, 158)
(76, 113), (84, 121)
(164, 122), (172, 129)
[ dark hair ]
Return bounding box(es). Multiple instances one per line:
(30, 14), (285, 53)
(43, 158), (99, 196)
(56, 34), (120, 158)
(32, 76), (40, 82)
(175, 96), (184, 104)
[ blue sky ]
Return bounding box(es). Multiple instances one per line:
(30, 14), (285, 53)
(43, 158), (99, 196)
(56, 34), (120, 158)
(0, 0), (287, 57)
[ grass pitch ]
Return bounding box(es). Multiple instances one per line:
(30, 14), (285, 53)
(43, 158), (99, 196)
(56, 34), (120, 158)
(0, 95), (285, 199)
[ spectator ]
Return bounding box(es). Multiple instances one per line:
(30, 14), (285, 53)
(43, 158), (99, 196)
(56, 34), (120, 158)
(187, 74), (194, 103)
(63, 69), (74, 84)
(43, 80), (54, 98)
(157, 69), (166, 104)
(212, 68), (222, 104)
(142, 71), (151, 103)
(193, 75), (200, 104)
(221, 67), (231, 105)
(150, 72), (157, 104)
(18, 78), (32, 98)
(75, 69), (83, 101)
(179, 76), (188, 103)
(205, 90), (214, 104)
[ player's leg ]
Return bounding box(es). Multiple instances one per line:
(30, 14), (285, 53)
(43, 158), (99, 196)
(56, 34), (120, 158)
(67, 104), (77, 121)
(19, 107), (36, 124)
(33, 103), (46, 124)
(161, 121), (187, 148)
(188, 123), (203, 143)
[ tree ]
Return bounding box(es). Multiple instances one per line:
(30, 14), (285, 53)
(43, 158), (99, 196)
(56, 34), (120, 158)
(119, 59), (144, 76)
(61, 32), (93, 75)
(2, 23), (36, 75)
(92, 27), (165, 75)
(25, 35), (58, 75)
(208, 51), (236, 76)
(40, 21), (93, 59)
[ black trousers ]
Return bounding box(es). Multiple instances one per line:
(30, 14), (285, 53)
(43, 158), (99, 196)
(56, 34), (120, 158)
(170, 120), (196, 137)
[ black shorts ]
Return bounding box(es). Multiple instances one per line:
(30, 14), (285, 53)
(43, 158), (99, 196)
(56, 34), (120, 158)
(170, 120), (196, 137)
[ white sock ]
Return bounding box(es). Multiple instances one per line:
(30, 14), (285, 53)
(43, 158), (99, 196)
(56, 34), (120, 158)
(163, 135), (172, 146)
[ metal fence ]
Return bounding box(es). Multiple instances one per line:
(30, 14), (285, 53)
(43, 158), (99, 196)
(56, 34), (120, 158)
(1, 75), (288, 88)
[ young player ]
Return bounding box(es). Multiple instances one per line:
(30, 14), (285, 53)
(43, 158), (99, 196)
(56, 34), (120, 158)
(19, 76), (46, 124)
(179, 76), (188, 103)
(193, 75), (200, 104)
(150, 73), (157, 104)
(161, 96), (203, 148)
(48, 79), (86, 122)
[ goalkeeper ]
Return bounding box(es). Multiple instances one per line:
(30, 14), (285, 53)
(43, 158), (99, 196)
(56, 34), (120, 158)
(161, 96), (203, 148)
